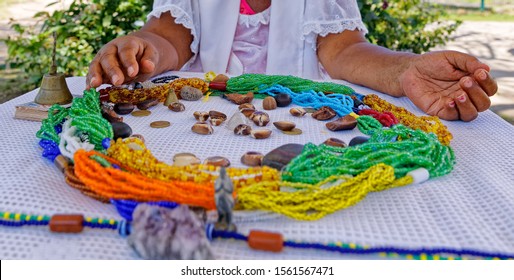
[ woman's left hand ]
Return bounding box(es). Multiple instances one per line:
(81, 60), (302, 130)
(399, 51), (498, 121)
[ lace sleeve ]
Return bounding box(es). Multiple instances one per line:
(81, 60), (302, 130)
(148, 0), (200, 70)
(303, 0), (368, 50)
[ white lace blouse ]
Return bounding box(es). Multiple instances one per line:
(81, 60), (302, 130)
(148, 0), (367, 79)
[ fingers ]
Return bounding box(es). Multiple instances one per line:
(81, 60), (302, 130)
(100, 53), (125, 86)
(86, 60), (103, 89)
(460, 76), (491, 112)
(139, 44), (158, 74)
(117, 40), (141, 78)
(444, 50), (490, 74)
(433, 97), (460, 121)
(473, 69), (498, 97)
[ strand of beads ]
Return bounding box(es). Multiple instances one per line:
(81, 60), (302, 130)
(258, 85), (354, 116)
(236, 163), (412, 220)
(283, 124), (455, 184)
(363, 94), (453, 145)
(226, 73), (355, 95)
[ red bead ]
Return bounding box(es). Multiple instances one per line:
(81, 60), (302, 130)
(49, 214), (84, 233)
(209, 82), (227, 91)
(248, 230), (283, 252)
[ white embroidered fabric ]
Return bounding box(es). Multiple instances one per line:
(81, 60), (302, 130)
(0, 73), (513, 260)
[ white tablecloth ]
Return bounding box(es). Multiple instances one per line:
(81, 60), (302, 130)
(0, 73), (513, 259)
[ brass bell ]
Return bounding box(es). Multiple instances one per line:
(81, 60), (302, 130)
(34, 32), (73, 105)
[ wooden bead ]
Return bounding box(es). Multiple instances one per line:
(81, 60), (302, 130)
(248, 230), (283, 252)
(49, 214), (84, 233)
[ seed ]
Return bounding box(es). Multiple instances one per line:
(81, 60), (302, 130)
(273, 121), (295, 131)
(168, 102), (185, 112)
(234, 124), (252, 135)
(150, 121), (171, 128)
(241, 151), (264, 167)
(289, 107), (306, 117)
(311, 106), (336, 121)
(203, 156), (230, 167)
(191, 122), (214, 135)
(251, 111), (270, 126)
(131, 110), (151, 117)
(263, 96), (277, 110)
(250, 129), (272, 139)
(136, 98), (159, 110)
(194, 111), (210, 122)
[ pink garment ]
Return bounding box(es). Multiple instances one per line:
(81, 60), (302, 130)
(227, 5), (270, 74)
(239, 0), (256, 15)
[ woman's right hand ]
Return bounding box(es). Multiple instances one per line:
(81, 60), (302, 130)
(86, 35), (159, 89)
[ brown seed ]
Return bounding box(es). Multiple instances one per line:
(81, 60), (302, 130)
(241, 151), (264, 167)
(311, 106), (336, 121)
(273, 121), (295, 131)
(251, 111), (270, 126)
(194, 111), (210, 122)
(209, 110), (227, 121)
(150, 121), (171, 128)
(203, 156), (230, 167)
(240, 108), (256, 118)
(238, 103), (255, 110)
(282, 128), (303, 135)
(130, 134), (145, 143)
(136, 98), (159, 110)
(225, 92), (254, 105)
(289, 107), (306, 117)
(323, 137), (347, 148)
(263, 96), (277, 110)
(192, 122), (213, 135)
(209, 118), (224, 126)
(325, 115), (357, 131)
(234, 124), (252, 135)
(131, 110), (151, 117)
(251, 129), (272, 139)
(212, 74), (230, 83)
(114, 102), (135, 115)
(173, 153), (201, 166)
(168, 102), (185, 112)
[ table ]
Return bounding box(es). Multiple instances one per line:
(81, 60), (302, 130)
(1, 72), (513, 259)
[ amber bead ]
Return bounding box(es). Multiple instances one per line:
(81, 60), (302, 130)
(49, 214), (84, 233)
(248, 230), (283, 252)
(209, 81), (227, 91)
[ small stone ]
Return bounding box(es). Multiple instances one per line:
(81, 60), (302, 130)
(325, 115), (357, 131)
(312, 106), (336, 121)
(273, 121), (295, 131)
(349, 136), (370, 146)
(209, 111), (227, 121)
(136, 98), (159, 110)
(238, 103), (255, 110)
(194, 111), (210, 122)
(323, 138), (346, 148)
(250, 129), (272, 139)
(180, 86), (203, 101)
(192, 122), (214, 135)
(241, 151), (263, 167)
(54, 155), (70, 173)
(150, 121), (171, 128)
(226, 112), (249, 131)
(274, 93), (292, 107)
(251, 111), (270, 126)
(164, 90), (179, 106)
(282, 128), (302, 135)
(289, 107), (306, 117)
(173, 153), (201, 166)
(114, 102), (135, 115)
(131, 134), (145, 143)
(168, 102), (185, 112)
(234, 124), (252, 135)
(225, 92), (254, 105)
(204, 156), (230, 167)
(262, 143), (304, 170)
(263, 96), (277, 110)
(112, 122), (132, 139)
(131, 110), (151, 117)
(212, 74), (229, 83)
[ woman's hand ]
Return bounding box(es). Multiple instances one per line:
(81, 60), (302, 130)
(86, 35), (159, 89)
(400, 51), (497, 121)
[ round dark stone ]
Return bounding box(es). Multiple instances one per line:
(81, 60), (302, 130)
(349, 136), (370, 146)
(274, 93), (292, 107)
(114, 102), (135, 115)
(112, 122), (132, 139)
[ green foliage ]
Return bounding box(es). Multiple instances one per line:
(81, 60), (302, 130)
(4, 0), (153, 85)
(4, 0), (460, 88)
(358, 0), (462, 53)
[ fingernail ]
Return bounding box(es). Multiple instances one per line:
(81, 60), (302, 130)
(478, 70), (487, 80)
(464, 78), (473, 88)
(127, 66), (135, 76)
(448, 101), (455, 107)
(112, 74), (120, 85)
(457, 94), (466, 103)
(90, 77), (97, 87)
